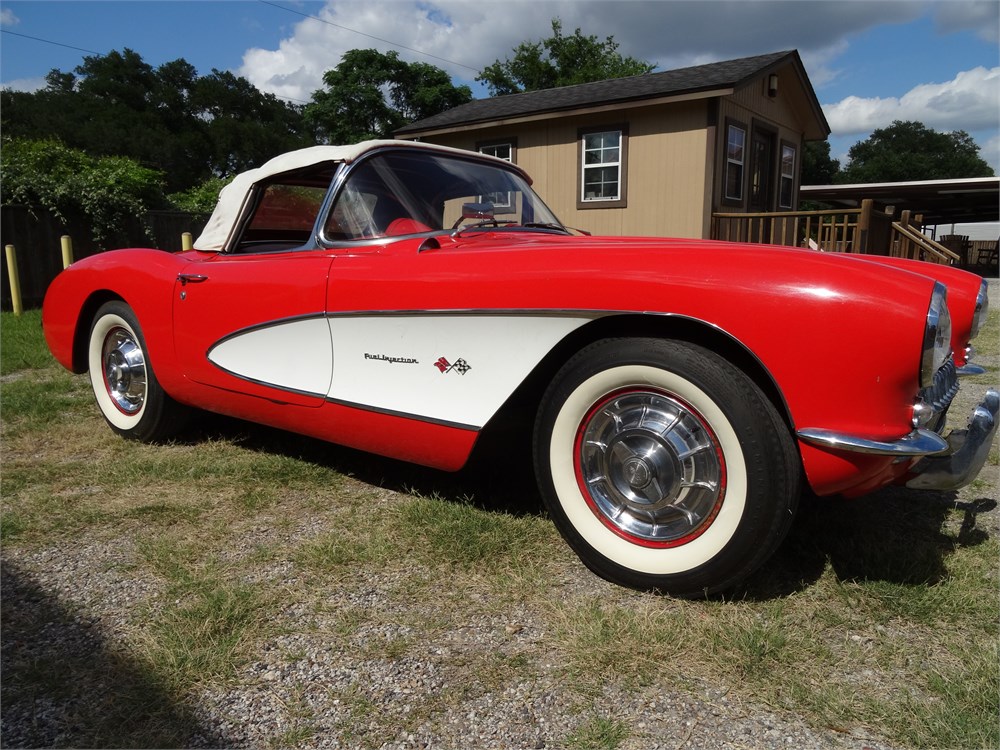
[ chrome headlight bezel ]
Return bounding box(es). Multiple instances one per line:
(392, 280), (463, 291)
(970, 279), (989, 340)
(920, 282), (952, 389)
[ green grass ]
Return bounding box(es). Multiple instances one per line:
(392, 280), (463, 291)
(566, 715), (630, 750)
(2, 307), (998, 749)
(0, 309), (53, 375)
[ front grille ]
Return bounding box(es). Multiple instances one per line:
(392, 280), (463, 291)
(915, 359), (959, 431)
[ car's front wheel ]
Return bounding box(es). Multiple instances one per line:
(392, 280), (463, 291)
(88, 301), (188, 441)
(534, 338), (799, 597)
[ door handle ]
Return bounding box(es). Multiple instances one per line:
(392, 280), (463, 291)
(178, 274), (209, 285)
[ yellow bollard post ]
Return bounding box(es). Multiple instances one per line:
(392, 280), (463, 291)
(60, 235), (74, 269)
(5, 244), (23, 316)
(181, 232), (193, 251)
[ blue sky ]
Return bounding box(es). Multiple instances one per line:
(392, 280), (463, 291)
(2, 0), (998, 174)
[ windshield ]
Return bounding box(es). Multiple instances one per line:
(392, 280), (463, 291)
(323, 150), (565, 241)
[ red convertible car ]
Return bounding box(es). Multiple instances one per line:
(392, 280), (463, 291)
(43, 141), (997, 596)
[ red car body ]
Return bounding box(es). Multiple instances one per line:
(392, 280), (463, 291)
(42, 141), (996, 595)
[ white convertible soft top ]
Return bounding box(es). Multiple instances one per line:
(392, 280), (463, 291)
(193, 140), (525, 252)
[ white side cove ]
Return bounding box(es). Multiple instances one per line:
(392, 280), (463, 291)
(208, 313), (598, 428)
(208, 317), (335, 397)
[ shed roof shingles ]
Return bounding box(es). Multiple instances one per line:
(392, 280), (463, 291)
(396, 50), (794, 134)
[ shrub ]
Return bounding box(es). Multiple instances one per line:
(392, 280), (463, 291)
(1, 137), (166, 246)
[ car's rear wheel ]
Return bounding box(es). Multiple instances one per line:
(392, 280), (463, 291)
(88, 301), (187, 441)
(534, 338), (799, 597)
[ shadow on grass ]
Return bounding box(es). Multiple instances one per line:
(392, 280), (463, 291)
(738, 486), (997, 600)
(0, 560), (227, 749)
(182, 409), (544, 517)
(176, 412), (996, 601)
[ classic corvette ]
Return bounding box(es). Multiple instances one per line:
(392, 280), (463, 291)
(43, 140), (997, 596)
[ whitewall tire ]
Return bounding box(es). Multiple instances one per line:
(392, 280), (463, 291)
(88, 301), (187, 441)
(534, 338), (799, 597)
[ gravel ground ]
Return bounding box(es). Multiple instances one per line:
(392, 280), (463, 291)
(2, 538), (905, 750)
(2, 280), (996, 750)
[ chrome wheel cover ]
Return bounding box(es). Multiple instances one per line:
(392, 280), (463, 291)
(101, 327), (147, 415)
(576, 388), (725, 545)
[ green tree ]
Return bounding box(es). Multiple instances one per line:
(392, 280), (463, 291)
(191, 69), (313, 176)
(801, 141), (841, 185)
(839, 120), (994, 183)
(477, 19), (655, 96)
(304, 49), (472, 143)
(0, 49), (312, 191)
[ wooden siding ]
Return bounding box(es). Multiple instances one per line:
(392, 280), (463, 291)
(422, 100), (712, 238)
(713, 62), (807, 218)
(415, 59), (819, 240)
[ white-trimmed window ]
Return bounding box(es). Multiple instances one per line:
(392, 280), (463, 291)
(479, 141), (513, 162)
(477, 140), (516, 212)
(579, 127), (628, 208)
(779, 143), (796, 209)
(725, 121), (746, 203)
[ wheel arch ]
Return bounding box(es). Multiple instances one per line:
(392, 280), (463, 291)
(478, 312), (796, 450)
(71, 290), (127, 372)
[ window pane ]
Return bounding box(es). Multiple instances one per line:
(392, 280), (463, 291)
(780, 177), (793, 208)
(480, 143), (512, 162)
(249, 184), (326, 232)
(727, 126), (745, 162)
(725, 124), (747, 202)
(726, 163), (743, 201)
(584, 131), (621, 162)
(584, 165), (619, 199)
(581, 130), (623, 202)
(781, 145), (795, 177)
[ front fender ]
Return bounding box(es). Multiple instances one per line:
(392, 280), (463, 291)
(850, 254), (988, 366)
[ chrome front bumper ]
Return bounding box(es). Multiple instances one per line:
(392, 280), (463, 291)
(905, 389), (999, 490)
(797, 388), (999, 492)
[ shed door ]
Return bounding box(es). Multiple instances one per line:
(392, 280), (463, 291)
(748, 130), (775, 213)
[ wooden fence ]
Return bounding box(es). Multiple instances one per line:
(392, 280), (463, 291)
(711, 200), (969, 266)
(1, 205), (207, 311)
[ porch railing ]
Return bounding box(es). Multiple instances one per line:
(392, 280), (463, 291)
(711, 199), (959, 264)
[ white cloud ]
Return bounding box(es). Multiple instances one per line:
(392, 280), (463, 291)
(239, 0), (930, 103)
(824, 66), (1000, 136)
(982, 133), (1000, 173)
(1, 8), (19, 26)
(239, 1), (491, 103)
(1, 76), (46, 93)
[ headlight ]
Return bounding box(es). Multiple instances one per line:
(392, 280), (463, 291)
(971, 279), (989, 340)
(920, 282), (952, 388)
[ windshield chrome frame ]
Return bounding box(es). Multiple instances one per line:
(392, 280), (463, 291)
(315, 146), (566, 248)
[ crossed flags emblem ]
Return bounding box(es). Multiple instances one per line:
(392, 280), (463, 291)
(434, 357), (471, 375)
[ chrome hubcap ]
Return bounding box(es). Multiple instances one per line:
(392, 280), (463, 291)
(102, 327), (146, 415)
(577, 389), (724, 543)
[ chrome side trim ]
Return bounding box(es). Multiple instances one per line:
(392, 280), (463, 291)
(796, 427), (949, 456)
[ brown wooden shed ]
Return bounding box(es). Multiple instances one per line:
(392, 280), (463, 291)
(395, 50), (830, 239)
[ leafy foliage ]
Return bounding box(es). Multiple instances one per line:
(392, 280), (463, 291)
(304, 49), (472, 143)
(167, 177), (230, 216)
(1, 137), (165, 245)
(801, 141), (841, 185)
(477, 19), (655, 96)
(1, 49), (313, 191)
(838, 120), (994, 183)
